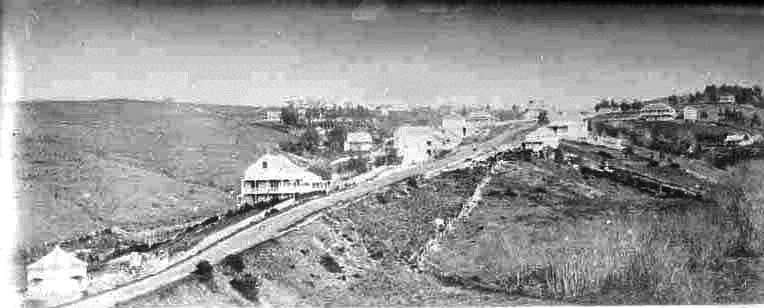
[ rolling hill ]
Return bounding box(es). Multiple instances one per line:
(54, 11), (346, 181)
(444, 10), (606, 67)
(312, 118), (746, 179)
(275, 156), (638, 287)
(14, 100), (292, 248)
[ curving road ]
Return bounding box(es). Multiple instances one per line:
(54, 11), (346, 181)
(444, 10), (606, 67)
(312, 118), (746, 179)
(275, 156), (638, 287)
(59, 122), (535, 308)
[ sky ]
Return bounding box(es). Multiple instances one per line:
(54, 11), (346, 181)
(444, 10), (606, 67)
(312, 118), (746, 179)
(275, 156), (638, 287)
(4, 1), (764, 113)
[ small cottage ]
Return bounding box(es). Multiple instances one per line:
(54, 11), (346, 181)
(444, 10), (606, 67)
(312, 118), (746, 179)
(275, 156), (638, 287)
(442, 114), (469, 139)
(25, 246), (89, 305)
(344, 131), (373, 152)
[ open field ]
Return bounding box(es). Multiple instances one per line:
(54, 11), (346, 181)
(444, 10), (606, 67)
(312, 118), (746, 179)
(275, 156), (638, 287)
(15, 100), (292, 248)
(426, 158), (764, 304)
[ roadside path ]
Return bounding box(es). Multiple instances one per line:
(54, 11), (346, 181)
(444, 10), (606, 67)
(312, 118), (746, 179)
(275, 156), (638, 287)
(59, 122), (534, 308)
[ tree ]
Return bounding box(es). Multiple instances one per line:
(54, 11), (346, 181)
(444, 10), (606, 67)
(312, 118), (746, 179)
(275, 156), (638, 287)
(193, 260), (214, 283)
(327, 126), (347, 152)
(222, 255), (246, 273)
(700, 111), (709, 120)
(752, 113), (761, 127)
(280, 106), (300, 126)
(298, 127), (321, 153)
(537, 110), (550, 126)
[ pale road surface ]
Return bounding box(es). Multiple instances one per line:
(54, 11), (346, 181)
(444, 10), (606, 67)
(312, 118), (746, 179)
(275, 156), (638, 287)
(59, 122), (535, 308)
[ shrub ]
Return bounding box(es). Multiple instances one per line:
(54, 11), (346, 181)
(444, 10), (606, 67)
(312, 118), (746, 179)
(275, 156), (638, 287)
(222, 254), (246, 273)
(192, 260), (214, 283)
(319, 254), (344, 273)
(229, 273), (261, 302)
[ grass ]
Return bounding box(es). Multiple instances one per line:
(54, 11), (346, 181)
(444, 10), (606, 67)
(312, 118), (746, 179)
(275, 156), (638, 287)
(331, 167), (488, 265)
(15, 100), (291, 248)
(429, 159), (764, 304)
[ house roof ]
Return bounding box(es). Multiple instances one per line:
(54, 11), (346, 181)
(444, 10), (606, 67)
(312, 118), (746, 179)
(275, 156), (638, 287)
(442, 114), (466, 121)
(641, 102), (674, 111)
(725, 133), (748, 142)
(27, 246), (87, 272)
(467, 111), (494, 120)
(260, 106), (282, 112)
(347, 131), (372, 143)
(244, 154), (322, 182)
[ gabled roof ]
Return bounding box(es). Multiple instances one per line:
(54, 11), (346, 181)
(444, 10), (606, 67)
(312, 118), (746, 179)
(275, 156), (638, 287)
(27, 246), (87, 272)
(244, 154), (322, 182)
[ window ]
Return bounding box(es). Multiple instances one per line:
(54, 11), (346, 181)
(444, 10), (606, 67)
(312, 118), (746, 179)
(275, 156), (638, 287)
(262, 161), (268, 169)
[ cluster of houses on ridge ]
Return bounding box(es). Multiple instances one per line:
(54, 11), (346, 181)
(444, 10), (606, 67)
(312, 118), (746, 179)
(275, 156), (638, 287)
(520, 97), (760, 154)
(239, 103), (505, 207)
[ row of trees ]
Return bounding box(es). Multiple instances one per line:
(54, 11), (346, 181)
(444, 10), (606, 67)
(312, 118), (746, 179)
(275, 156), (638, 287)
(280, 104), (374, 128)
(279, 125), (351, 155)
(594, 99), (645, 112)
(719, 107), (762, 127)
(684, 84), (763, 106)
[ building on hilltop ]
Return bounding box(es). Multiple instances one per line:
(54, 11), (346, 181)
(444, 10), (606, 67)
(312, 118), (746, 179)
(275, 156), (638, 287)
(522, 120), (589, 152)
(639, 103), (676, 121)
(467, 111), (496, 128)
(25, 245), (89, 306)
(719, 95), (736, 104)
(240, 154), (329, 205)
(344, 131), (373, 152)
(683, 106), (698, 122)
(260, 107), (282, 122)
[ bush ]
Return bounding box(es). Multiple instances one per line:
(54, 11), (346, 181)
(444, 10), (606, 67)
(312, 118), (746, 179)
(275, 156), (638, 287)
(192, 260), (214, 283)
(230, 273), (261, 302)
(222, 255), (246, 273)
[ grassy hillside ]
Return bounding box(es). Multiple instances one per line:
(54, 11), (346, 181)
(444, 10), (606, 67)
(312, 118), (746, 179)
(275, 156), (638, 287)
(15, 100), (292, 247)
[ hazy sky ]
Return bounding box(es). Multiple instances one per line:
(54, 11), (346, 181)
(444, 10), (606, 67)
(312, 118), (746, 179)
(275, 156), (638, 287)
(5, 1), (764, 112)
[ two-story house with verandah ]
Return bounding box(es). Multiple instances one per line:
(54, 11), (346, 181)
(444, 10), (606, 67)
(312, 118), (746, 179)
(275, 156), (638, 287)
(240, 154), (329, 205)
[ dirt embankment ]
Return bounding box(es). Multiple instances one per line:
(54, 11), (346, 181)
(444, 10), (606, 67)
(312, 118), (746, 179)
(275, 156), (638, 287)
(119, 167), (551, 307)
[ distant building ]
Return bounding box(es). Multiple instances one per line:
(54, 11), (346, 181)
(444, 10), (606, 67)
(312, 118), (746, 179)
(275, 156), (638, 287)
(394, 126), (459, 165)
(522, 120), (589, 152)
(442, 114), (469, 138)
(639, 103), (676, 121)
(466, 111), (496, 128)
(26, 245), (89, 306)
(260, 107), (282, 122)
(596, 106), (620, 114)
(240, 154), (329, 205)
(683, 106), (698, 121)
(344, 131), (374, 152)
(719, 95), (736, 104)
(725, 133), (754, 146)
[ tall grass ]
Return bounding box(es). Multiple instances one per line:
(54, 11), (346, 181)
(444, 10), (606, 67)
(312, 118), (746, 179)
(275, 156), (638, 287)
(483, 184), (758, 304)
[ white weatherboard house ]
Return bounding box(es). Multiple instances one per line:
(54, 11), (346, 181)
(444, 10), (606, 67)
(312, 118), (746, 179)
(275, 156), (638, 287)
(442, 114), (469, 138)
(25, 246), (89, 305)
(467, 111), (496, 128)
(683, 106), (698, 121)
(344, 131), (373, 152)
(261, 107), (282, 122)
(394, 126), (459, 165)
(522, 120), (589, 152)
(240, 154), (328, 205)
(719, 95), (736, 104)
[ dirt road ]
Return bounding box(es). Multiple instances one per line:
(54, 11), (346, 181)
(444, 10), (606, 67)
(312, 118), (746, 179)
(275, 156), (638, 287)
(58, 122), (534, 308)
